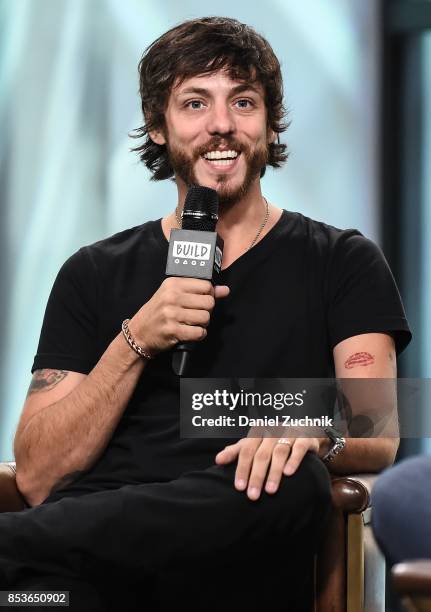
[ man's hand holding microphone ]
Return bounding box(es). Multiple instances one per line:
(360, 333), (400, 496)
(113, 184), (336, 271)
(125, 185), (227, 368)
(127, 277), (230, 357)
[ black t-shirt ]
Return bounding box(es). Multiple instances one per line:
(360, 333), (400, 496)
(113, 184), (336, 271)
(32, 209), (411, 499)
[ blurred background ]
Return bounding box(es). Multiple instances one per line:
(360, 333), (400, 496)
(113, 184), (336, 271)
(0, 1), (429, 458)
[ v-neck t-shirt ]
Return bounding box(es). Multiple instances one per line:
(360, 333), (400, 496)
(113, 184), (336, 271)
(32, 209), (411, 497)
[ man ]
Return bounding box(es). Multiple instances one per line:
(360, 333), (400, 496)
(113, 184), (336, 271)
(0, 16), (411, 612)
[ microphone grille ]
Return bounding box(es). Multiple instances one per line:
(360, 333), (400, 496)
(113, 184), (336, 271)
(182, 185), (219, 231)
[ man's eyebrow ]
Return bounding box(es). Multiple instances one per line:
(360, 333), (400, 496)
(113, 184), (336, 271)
(177, 87), (209, 97)
(230, 84), (262, 96)
(176, 83), (263, 97)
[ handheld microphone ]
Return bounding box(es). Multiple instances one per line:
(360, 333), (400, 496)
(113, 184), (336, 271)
(166, 185), (224, 376)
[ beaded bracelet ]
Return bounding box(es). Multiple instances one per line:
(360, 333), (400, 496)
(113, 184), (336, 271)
(121, 319), (153, 360)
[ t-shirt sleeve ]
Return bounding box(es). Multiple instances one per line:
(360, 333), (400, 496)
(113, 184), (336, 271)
(327, 230), (412, 355)
(31, 247), (99, 374)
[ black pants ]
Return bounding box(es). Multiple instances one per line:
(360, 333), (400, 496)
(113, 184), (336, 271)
(0, 452), (332, 611)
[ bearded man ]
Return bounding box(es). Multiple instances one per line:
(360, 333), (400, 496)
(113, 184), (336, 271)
(0, 16), (411, 612)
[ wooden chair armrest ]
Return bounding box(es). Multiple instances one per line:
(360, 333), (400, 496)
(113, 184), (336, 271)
(315, 473), (381, 612)
(330, 473), (378, 513)
(0, 462), (27, 512)
(392, 561), (431, 596)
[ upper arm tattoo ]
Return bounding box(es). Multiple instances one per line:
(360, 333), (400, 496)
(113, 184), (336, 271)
(344, 352), (375, 369)
(27, 369), (68, 396)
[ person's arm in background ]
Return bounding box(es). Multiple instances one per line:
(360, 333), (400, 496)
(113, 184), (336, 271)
(14, 278), (229, 507)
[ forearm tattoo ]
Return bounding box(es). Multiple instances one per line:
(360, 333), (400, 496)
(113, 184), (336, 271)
(27, 369), (68, 396)
(344, 352), (375, 369)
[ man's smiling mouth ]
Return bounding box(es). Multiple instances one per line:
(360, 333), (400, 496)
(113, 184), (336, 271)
(201, 150), (240, 166)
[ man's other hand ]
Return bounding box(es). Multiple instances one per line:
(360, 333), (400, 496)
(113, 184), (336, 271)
(215, 435), (323, 501)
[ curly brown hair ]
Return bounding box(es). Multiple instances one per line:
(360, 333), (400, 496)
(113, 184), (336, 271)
(130, 16), (290, 180)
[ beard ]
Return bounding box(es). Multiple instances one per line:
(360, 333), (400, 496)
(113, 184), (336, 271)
(165, 136), (269, 209)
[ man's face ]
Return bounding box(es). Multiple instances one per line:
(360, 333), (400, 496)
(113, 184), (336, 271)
(151, 70), (273, 207)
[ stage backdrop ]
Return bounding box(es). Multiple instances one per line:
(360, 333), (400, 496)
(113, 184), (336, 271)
(0, 0), (382, 459)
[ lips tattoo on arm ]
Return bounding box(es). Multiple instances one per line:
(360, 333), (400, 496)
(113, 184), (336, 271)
(344, 352), (375, 369)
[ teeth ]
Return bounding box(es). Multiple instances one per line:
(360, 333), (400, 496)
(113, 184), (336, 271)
(203, 150), (239, 160)
(207, 159), (234, 166)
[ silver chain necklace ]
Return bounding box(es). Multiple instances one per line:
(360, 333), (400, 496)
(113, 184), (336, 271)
(175, 197), (269, 251)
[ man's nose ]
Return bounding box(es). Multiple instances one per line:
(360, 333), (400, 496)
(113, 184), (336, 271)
(206, 102), (235, 135)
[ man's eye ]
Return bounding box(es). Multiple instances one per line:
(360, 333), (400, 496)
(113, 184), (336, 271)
(236, 99), (254, 109)
(186, 100), (204, 109)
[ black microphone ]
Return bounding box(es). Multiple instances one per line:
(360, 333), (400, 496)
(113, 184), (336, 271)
(166, 185), (224, 376)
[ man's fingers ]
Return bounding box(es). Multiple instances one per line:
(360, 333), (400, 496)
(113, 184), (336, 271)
(234, 439), (262, 493)
(219, 437), (320, 501)
(214, 285), (230, 299)
(283, 440), (310, 476)
(180, 280), (229, 297)
(175, 322), (207, 342)
(178, 293), (216, 311)
(177, 287), (229, 311)
(215, 443), (239, 464)
(178, 308), (211, 328)
(245, 439), (276, 500)
(175, 278), (214, 295)
(264, 439), (294, 494)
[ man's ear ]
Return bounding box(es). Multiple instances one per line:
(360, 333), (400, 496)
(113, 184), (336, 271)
(148, 128), (166, 146)
(267, 128), (277, 145)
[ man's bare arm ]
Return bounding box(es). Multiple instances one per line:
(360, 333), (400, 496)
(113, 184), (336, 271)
(14, 335), (146, 507)
(327, 332), (399, 474)
(14, 278), (230, 507)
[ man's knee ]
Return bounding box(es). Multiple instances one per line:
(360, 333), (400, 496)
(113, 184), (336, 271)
(277, 451), (332, 513)
(258, 452), (332, 562)
(215, 450), (332, 519)
(240, 451), (333, 551)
